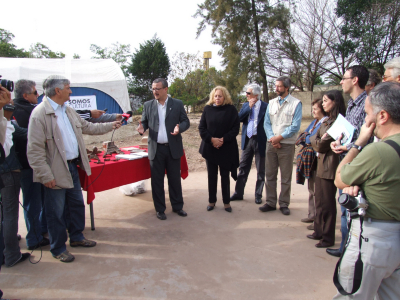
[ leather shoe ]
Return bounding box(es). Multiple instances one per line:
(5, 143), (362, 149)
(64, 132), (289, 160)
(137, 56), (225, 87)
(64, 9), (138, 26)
(27, 237), (50, 250)
(230, 194), (243, 201)
(326, 248), (342, 257)
(259, 204), (276, 212)
(224, 206), (232, 212)
(7, 253), (30, 267)
(307, 223), (314, 230)
(280, 207), (290, 215)
(301, 217), (314, 223)
(156, 212), (167, 220)
(173, 209), (187, 217)
(307, 234), (321, 240)
(207, 204), (215, 211)
(255, 198), (262, 204)
(315, 242), (334, 248)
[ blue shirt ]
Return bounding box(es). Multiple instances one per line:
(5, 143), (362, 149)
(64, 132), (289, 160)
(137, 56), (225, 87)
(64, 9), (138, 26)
(47, 97), (79, 160)
(264, 95), (303, 140)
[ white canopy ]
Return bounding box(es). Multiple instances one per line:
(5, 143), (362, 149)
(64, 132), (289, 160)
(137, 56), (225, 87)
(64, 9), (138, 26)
(0, 58), (130, 112)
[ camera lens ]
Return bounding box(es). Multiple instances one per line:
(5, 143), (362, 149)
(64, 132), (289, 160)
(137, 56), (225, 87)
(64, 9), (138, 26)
(0, 79), (14, 92)
(338, 193), (359, 210)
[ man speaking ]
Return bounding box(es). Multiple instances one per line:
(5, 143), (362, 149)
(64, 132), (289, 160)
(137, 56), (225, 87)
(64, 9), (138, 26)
(333, 82), (400, 299)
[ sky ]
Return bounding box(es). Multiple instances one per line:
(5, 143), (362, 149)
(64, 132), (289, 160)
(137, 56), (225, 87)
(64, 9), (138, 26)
(0, 0), (222, 70)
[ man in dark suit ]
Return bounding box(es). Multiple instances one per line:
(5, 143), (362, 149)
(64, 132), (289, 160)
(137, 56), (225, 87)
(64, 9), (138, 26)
(230, 84), (268, 204)
(137, 78), (190, 220)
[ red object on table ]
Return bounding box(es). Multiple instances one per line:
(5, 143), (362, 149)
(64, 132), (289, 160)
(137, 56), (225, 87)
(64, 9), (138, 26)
(78, 148), (189, 204)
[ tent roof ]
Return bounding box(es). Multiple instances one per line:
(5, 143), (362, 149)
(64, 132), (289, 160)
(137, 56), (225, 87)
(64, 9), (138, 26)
(0, 58), (130, 112)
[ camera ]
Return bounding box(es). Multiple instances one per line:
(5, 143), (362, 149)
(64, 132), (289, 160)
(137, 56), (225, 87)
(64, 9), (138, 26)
(338, 190), (368, 217)
(0, 75), (14, 92)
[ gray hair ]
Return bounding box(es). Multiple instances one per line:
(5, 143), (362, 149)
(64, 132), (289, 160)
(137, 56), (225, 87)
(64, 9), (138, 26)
(384, 57), (400, 80)
(276, 76), (291, 89)
(153, 78), (168, 88)
(247, 84), (261, 100)
(369, 82), (400, 124)
(367, 69), (381, 86)
(43, 75), (70, 98)
(14, 80), (36, 99)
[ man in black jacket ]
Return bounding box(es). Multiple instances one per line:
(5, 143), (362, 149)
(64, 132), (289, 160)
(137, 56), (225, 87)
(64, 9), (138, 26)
(13, 79), (50, 250)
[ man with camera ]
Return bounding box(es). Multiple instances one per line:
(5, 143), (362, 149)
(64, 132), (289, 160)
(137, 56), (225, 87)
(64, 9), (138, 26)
(333, 81), (400, 299)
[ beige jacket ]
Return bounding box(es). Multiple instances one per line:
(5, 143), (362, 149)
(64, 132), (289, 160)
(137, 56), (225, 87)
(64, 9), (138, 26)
(27, 98), (114, 188)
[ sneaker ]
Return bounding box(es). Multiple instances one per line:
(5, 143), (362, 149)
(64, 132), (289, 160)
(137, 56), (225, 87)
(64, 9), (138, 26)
(27, 237), (50, 250)
(53, 250), (75, 263)
(70, 238), (96, 247)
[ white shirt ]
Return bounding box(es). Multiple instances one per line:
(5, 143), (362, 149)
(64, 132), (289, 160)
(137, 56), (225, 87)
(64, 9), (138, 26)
(3, 120), (15, 157)
(47, 97), (79, 160)
(157, 98), (169, 144)
(249, 99), (261, 136)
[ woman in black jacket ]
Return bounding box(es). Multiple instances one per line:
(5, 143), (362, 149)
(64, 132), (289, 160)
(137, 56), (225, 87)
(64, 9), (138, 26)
(199, 86), (240, 212)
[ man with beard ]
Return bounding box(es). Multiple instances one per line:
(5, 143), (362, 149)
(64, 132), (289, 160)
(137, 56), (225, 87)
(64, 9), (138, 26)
(261, 76), (302, 216)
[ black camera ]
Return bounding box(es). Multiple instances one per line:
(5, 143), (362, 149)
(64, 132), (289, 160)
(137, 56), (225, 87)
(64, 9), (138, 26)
(338, 190), (368, 217)
(0, 75), (14, 92)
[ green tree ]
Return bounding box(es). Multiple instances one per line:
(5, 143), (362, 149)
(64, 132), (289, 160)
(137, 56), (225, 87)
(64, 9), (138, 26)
(169, 67), (219, 112)
(0, 29), (28, 57)
(169, 51), (203, 83)
(195, 0), (291, 102)
(90, 42), (131, 77)
(127, 35), (170, 102)
(29, 43), (65, 58)
(73, 53), (81, 59)
(335, 0), (400, 74)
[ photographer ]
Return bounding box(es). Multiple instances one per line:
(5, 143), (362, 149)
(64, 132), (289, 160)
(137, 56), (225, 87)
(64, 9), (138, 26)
(333, 82), (400, 299)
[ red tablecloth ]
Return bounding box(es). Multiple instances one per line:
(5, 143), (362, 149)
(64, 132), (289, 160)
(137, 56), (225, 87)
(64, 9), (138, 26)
(78, 148), (189, 204)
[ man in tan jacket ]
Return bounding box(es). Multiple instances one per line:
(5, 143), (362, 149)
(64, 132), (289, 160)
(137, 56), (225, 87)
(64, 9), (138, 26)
(27, 75), (121, 263)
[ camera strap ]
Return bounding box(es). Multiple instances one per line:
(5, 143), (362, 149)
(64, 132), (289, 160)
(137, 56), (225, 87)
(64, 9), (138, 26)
(384, 140), (400, 159)
(333, 216), (365, 295)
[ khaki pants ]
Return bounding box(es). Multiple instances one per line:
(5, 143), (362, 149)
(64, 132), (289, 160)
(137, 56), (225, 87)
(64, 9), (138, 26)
(333, 218), (400, 300)
(265, 142), (295, 208)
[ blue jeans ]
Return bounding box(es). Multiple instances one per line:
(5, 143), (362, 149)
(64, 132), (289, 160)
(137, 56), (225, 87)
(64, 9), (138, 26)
(20, 168), (46, 247)
(43, 162), (85, 256)
(339, 189), (348, 252)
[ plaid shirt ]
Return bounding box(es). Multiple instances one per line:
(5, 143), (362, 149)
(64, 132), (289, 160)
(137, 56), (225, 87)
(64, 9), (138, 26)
(345, 91), (372, 150)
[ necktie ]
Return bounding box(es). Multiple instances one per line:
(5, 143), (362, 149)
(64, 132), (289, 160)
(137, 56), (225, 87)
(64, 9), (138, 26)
(247, 106), (255, 138)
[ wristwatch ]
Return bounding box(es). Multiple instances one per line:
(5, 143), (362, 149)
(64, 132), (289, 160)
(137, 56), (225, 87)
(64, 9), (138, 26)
(351, 143), (363, 151)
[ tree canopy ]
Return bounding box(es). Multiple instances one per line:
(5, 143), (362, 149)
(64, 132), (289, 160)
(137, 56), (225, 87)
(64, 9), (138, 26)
(127, 35), (170, 102)
(0, 29), (28, 58)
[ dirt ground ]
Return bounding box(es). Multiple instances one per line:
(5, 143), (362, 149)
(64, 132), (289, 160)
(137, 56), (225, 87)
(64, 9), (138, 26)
(83, 114), (315, 172)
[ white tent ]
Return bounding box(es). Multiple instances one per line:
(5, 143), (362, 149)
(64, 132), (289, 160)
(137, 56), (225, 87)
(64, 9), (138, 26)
(0, 58), (130, 112)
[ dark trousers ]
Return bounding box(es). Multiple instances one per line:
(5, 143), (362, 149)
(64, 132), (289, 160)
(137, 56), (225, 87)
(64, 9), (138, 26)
(234, 136), (265, 199)
(314, 176), (337, 245)
(206, 160), (230, 204)
(1, 171), (22, 266)
(149, 144), (184, 213)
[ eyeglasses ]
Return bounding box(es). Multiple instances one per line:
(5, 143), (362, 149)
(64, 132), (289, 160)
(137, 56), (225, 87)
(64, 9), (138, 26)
(246, 92), (252, 95)
(382, 75), (391, 81)
(341, 77), (354, 81)
(152, 87), (165, 92)
(30, 90), (38, 96)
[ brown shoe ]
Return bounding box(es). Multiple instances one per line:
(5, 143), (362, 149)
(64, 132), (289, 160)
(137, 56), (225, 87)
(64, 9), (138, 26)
(301, 217), (314, 223)
(307, 223), (314, 230)
(70, 238), (96, 247)
(315, 242), (334, 248)
(53, 250), (75, 263)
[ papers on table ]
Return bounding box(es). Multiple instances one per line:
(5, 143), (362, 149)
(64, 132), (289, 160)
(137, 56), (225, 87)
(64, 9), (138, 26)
(115, 152), (148, 160)
(326, 114), (356, 146)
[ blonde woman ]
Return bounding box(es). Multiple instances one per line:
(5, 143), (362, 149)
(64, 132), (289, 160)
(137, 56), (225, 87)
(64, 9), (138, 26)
(199, 86), (240, 212)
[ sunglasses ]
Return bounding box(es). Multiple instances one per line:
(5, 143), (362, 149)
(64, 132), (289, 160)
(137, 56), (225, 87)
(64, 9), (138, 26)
(29, 90), (38, 96)
(246, 92), (252, 95)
